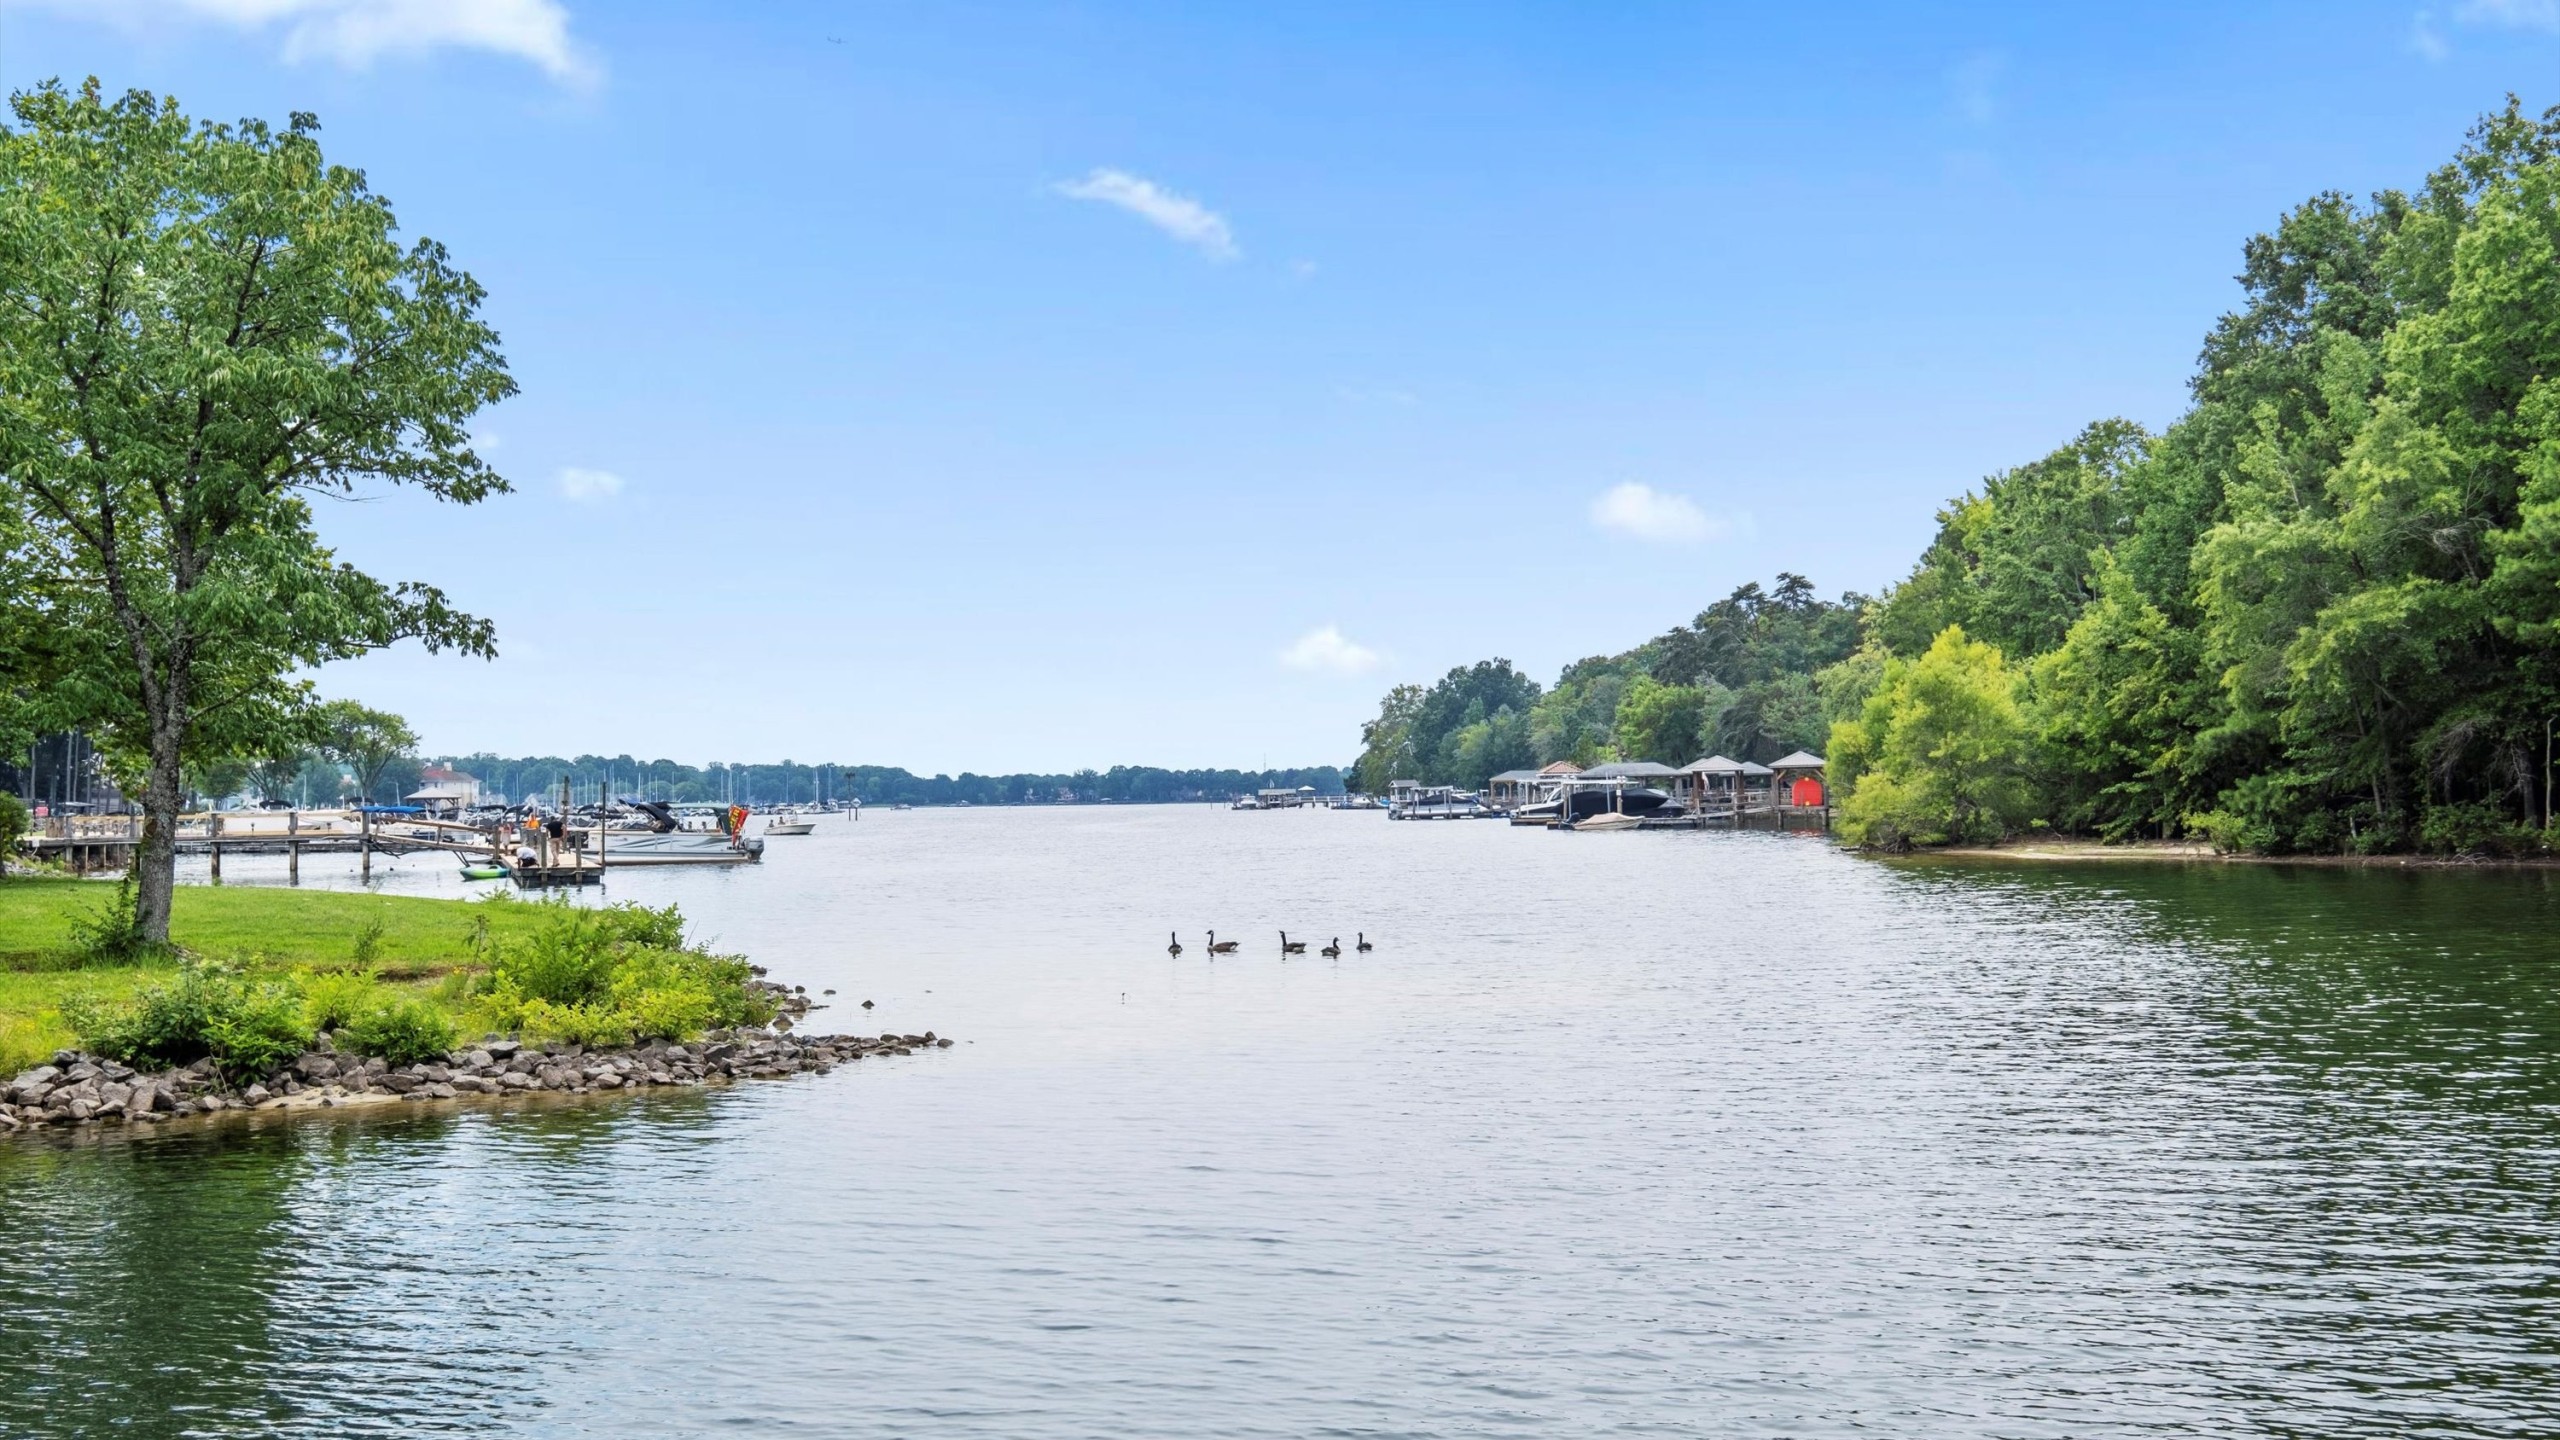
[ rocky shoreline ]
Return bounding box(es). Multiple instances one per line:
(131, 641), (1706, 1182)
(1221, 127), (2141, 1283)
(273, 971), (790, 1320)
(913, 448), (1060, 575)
(0, 1026), (952, 1135)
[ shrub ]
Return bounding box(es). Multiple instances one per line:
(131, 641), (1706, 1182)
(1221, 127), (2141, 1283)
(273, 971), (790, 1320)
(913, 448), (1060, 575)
(339, 995), (458, 1066)
(477, 902), (768, 1045)
(1831, 626), (2035, 849)
(302, 967), (382, 1033)
(67, 876), (167, 965)
(0, 794), (26, 877)
(64, 959), (309, 1080)
(2419, 801), (2547, 858)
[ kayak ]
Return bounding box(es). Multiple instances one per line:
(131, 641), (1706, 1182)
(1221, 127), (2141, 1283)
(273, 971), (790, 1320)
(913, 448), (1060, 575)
(459, 864), (507, 881)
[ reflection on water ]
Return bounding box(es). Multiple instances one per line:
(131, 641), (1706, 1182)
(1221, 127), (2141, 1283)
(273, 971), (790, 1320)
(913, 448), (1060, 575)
(7, 813), (2560, 1437)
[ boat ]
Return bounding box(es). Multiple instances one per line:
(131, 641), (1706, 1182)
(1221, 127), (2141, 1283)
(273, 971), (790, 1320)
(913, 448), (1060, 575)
(1566, 812), (1645, 832)
(762, 808), (816, 836)
(574, 799), (765, 865)
(458, 862), (507, 880)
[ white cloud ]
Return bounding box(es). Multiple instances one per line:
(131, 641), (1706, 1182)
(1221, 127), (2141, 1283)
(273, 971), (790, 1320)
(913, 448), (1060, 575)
(557, 466), (623, 502)
(25, 0), (598, 85)
(1054, 168), (1239, 261)
(1279, 625), (1381, 676)
(2457, 0), (2560, 29)
(2412, 9), (2453, 57)
(1947, 51), (2003, 127)
(1590, 482), (1733, 545)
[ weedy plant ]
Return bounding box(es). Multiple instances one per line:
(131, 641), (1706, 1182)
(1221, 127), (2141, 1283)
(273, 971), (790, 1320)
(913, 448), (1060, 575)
(476, 902), (769, 1048)
(64, 958), (308, 1081)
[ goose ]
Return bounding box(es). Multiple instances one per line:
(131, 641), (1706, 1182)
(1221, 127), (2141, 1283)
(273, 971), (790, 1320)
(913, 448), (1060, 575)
(1321, 937), (1342, 958)
(1356, 933), (1373, 953)
(860, 999), (874, 1009)
(1167, 931), (1183, 957)
(1280, 931), (1307, 955)
(1207, 930), (1239, 955)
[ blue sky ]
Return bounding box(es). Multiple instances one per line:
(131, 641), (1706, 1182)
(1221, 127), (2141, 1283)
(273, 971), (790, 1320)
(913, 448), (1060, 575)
(5, 2), (2557, 772)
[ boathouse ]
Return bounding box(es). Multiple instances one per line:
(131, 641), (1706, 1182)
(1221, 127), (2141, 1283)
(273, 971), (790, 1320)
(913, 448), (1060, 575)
(1770, 751), (1826, 808)
(1486, 769), (1546, 811)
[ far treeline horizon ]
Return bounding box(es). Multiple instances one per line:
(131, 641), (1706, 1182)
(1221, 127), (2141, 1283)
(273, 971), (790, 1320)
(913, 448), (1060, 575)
(8, 82), (2560, 956)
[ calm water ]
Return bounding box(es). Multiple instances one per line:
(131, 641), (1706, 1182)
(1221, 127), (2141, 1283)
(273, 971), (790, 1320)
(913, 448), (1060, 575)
(6, 807), (2560, 1437)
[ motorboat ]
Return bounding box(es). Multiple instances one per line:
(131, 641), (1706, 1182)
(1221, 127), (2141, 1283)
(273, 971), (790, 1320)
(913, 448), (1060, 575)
(1566, 811), (1645, 832)
(1517, 784), (1675, 826)
(763, 809), (816, 836)
(579, 799), (765, 865)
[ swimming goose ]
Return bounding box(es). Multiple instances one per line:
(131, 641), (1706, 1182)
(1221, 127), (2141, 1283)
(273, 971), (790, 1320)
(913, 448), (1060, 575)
(1167, 931), (1183, 957)
(1207, 930), (1239, 955)
(1321, 937), (1342, 958)
(1280, 931), (1307, 955)
(1356, 933), (1373, 953)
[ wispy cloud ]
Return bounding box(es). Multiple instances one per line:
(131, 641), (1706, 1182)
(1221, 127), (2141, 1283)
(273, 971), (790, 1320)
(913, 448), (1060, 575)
(2412, 8), (2453, 58)
(1280, 625), (1382, 676)
(1054, 168), (1239, 261)
(28, 0), (599, 85)
(557, 466), (624, 502)
(1946, 51), (2004, 127)
(1590, 483), (1735, 545)
(2456, 0), (2560, 29)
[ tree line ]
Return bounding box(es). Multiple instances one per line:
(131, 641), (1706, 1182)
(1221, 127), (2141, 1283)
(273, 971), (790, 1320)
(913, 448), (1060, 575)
(440, 756), (1345, 808)
(1362, 100), (2560, 858)
(1349, 573), (1868, 792)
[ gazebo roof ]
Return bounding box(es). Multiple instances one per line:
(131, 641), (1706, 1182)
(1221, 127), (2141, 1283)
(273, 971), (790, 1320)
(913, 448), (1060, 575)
(1486, 769), (1544, 784)
(1739, 761), (1775, 776)
(1769, 750), (1827, 770)
(1580, 761), (1682, 780)
(1683, 755), (1746, 774)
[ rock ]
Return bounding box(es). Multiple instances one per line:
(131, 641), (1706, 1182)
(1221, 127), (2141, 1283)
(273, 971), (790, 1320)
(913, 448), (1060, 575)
(426, 1083), (457, 1100)
(64, 1061), (99, 1083)
(486, 1039), (522, 1060)
(242, 1084), (270, 1105)
(312, 1032), (337, 1055)
(0, 1111), (21, 1133)
(296, 1054), (339, 1080)
(201, 1095), (229, 1112)
(65, 1098), (94, 1122)
(11, 1066), (59, 1092)
(378, 1073), (420, 1095)
(496, 1072), (534, 1091)
(461, 1050), (493, 1071)
(145, 1085), (175, 1113)
(421, 1064), (451, 1083)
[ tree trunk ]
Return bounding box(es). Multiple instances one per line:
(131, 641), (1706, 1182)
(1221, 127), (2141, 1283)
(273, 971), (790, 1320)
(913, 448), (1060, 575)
(135, 696), (185, 945)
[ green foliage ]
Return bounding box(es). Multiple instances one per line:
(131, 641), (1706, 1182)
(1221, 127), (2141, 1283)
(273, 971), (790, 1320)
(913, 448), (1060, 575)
(0, 794), (24, 876)
(476, 902), (766, 1046)
(1832, 627), (2034, 848)
(1613, 676), (1709, 765)
(300, 967), (380, 1034)
(339, 995), (457, 1066)
(64, 958), (308, 1080)
(0, 79), (512, 941)
(66, 877), (163, 966)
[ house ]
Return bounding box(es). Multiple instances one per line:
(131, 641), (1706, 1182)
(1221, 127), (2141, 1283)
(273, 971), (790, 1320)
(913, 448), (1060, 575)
(406, 766), (482, 815)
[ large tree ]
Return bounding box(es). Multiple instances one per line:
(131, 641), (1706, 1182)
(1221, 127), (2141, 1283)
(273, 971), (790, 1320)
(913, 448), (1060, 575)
(0, 81), (510, 941)
(317, 700), (419, 806)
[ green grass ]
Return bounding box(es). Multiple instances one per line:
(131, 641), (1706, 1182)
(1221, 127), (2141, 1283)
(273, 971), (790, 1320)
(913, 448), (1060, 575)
(0, 880), (560, 1074)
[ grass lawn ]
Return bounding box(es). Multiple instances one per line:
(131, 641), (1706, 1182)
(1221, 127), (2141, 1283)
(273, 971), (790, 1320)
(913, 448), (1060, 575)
(0, 879), (560, 1074)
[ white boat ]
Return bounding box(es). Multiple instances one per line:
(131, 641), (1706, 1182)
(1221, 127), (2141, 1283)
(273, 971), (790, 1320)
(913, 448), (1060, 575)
(762, 809), (816, 836)
(1568, 811), (1645, 832)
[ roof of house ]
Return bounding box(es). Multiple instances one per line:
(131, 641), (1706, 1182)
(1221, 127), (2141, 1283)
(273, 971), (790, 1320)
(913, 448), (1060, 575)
(1537, 760), (1585, 775)
(1769, 750), (1827, 770)
(406, 783), (475, 801)
(419, 766), (478, 784)
(1579, 761), (1683, 779)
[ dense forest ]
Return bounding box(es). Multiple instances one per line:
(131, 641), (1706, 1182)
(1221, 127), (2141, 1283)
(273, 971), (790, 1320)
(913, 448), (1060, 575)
(435, 755), (1345, 809)
(1348, 572), (1868, 793)
(1359, 101), (2560, 857)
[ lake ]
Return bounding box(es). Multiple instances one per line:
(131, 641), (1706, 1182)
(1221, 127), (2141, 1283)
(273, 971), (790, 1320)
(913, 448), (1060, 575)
(6, 806), (2559, 1437)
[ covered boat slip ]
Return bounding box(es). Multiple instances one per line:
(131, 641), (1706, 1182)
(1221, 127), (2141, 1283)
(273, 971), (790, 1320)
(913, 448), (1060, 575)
(1487, 753), (1831, 831)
